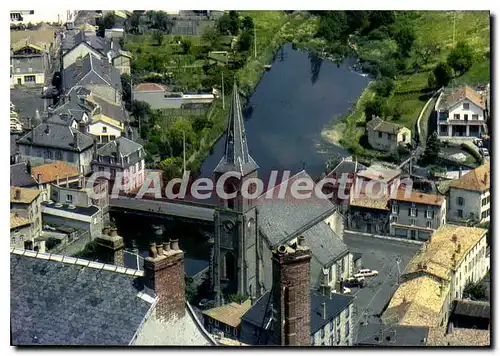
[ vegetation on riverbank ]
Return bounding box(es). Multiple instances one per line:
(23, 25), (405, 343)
(318, 10), (490, 161)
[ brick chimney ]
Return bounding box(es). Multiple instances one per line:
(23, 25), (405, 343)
(271, 235), (311, 346)
(96, 227), (125, 266)
(143, 227), (186, 321)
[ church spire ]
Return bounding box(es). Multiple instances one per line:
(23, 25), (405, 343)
(214, 81), (259, 176)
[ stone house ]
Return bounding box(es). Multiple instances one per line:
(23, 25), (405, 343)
(446, 162), (490, 224)
(366, 117), (411, 152)
(85, 95), (127, 144)
(10, 233), (216, 345)
(389, 189), (446, 241)
(16, 119), (95, 175)
(10, 43), (48, 87)
(91, 136), (145, 193)
(382, 225), (489, 328)
(10, 213), (34, 250)
(10, 187), (42, 240)
(435, 86), (488, 138)
(31, 161), (81, 201)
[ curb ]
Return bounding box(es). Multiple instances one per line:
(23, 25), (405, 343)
(344, 230), (425, 245)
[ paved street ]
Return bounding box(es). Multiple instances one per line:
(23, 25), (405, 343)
(343, 232), (421, 341)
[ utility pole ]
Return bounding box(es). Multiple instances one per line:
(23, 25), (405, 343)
(453, 11), (457, 48)
(183, 130), (186, 173)
(254, 27), (257, 59)
(222, 71), (225, 110)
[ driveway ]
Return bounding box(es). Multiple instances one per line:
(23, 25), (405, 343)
(343, 233), (421, 341)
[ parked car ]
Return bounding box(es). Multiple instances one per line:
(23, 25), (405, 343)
(480, 148), (489, 158)
(343, 277), (365, 288)
(354, 269), (379, 278)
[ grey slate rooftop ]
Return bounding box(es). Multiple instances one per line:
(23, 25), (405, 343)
(17, 121), (94, 152)
(452, 300), (490, 319)
(10, 250), (151, 345)
(98, 136), (143, 157)
(214, 82), (259, 176)
(10, 162), (38, 188)
(241, 290), (353, 339)
(356, 324), (429, 346)
(92, 95), (127, 123)
(63, 53), (121, 95)
(61, 30), (110, 54)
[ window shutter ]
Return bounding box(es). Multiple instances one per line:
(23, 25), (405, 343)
(432, 211), (435, 219)
(415, 209), (418, 217)
(408, 208), (411, 216)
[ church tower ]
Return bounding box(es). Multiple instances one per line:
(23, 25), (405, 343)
(212, 82), (261, 305)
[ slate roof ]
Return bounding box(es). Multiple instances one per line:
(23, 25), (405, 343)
(98, 136), (143, 157)
(10, 162), (38, 188)
(90, 95), (127, 122)
(10, 250), (152, 345)
(357, 164), (402, 183)
(366, 116), (407, 134)
(356, 324), (429, 346)
(17, 121), (94, 152)
(63, 53), (121, 95)
(439, 86), (486, 110)
(241, 290), (353, 337)
(61, 30), (86, 51)
(11, 134), (19, 156)
(32, 161), (80, 184)
(452, 300), (490, 319)
(214, 82), (259, 176)
(448, 162), (490, 192)
(50, 95), (89, 123)
(11, 186), (40, 204)
(327, 158), (366, 178)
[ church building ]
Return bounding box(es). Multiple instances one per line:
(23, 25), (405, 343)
(211, 83), (351, 305)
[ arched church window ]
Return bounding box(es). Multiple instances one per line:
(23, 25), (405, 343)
(224, 252), (236, 281)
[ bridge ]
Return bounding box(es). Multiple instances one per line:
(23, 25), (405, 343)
(108, 195), (216, 225)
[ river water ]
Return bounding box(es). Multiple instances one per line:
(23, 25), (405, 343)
(114, 44), (370, 273)
(200, 43), (370, 180)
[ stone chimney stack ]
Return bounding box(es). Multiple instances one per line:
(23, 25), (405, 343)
(143, 226), (186, 321)
(271, 235), (311, 346)
(96, 227), (125, 266)
(14, 188), (21, 201)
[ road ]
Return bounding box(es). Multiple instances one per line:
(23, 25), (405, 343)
(343, 233), (421, 342)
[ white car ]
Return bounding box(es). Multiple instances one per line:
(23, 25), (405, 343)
(480, 148), (490, 158)
(354, 269), (379, 278)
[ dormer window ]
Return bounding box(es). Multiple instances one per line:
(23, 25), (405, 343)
(463, 103), (469, 110)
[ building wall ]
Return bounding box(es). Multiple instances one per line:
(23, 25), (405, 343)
(18, 144), (93, 175)
(92, 158), (145, 193)
(347, 206), (390, 235)
(447, 188), (484, 223)
(12, 72), (45, 86)
(50, 184), (92, 207)
(42, 211), (102, 238)
(11, 196), (42, 239)
(324, 211), (345, 240)
(203, 316), (239, 340)
(328, 253), (352, 289)
(451, 234), (489, 299)
(10, 10), (77, 25)
(112, 56), (131, 75)
(10, 224), (32, 249)
(367, 129), (398, 152)
(389, 199), (445, 241)
(311, 303), (353, 346)
(85, 84), (121, 105)
(62, 44), (103, 69)
(88, 121), (122, 143)
(439, 99), (486, 138)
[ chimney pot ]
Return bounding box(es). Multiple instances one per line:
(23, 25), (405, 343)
(170, 238), (179, 251)
(110, 228), (118, 237)
(103, 226), (111, 235)
(322, 302), (326, 320)
(156, 243), (164, 256)
(148, 242), (157, 258)
(298, 236), (305, 247)
(15, 188), (21, 200)
(277, 245), (287, 255)
(163, 240), (171, 253)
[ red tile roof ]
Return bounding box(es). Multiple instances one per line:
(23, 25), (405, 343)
(31, 161), (79, 184)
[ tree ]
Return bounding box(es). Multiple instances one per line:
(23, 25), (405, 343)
(317, 11), (348, 42)
(421, 132), (441, 164)
(345, 10), (370, 33)
(364, 96), (386, 120)
(394, 25), (415, 57)
(120, 74), (132, 109)
(367, 11), (395, 31)
(242, 15), (254, 31)
(160, 157), (183, 182)
(374, 78), (395, 97)
(181, 38), (192, 54)
(447, 41), (474, 75)
(427, 71), (437, 89)
(218, 12), (240, 35)
(433, 62), (453, 88)
(131, 100), (151, 120)
(463, 281), (487, 301)
(97, 12), (116, 37)
(201, 25), (220, 47)
(415, 38), (440, 65)
(237, 30), (253, 52)
(152, 30), (164, 46)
